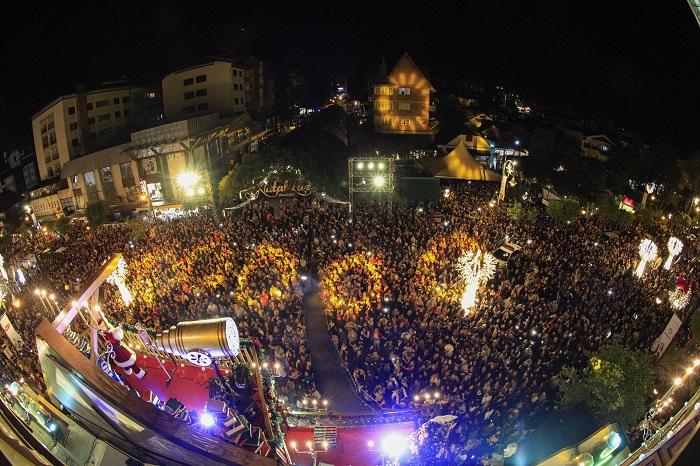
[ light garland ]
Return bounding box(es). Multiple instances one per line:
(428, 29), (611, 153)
(636, 239), (658, 278)
(664, 237), (683, 270)
(456, 249), (497, 315)
(669, 288), (691, 310)
(0, 254), (7, 281)
(107, 257), (133, 305)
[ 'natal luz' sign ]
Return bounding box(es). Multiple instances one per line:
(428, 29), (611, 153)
(259, 179), (313, 198)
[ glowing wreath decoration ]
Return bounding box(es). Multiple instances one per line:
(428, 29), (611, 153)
(456, 250), (497, 315)
(664, 237), (683, 270)
(636, 239), (658, 278)
(669, 288), (691, 310)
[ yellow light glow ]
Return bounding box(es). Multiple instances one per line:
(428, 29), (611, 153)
(177, 172), (199, 187)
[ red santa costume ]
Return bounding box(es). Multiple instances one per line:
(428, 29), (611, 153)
(100, 325), (146, 379)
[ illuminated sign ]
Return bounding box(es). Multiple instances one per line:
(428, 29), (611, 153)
(259, 179), (313, 198)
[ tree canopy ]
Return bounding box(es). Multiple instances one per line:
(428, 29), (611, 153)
(218, 144), (343, 207)
(85, 201), (107, 229)
(546, 198), (581, 224)
(558, 339), (655, 429)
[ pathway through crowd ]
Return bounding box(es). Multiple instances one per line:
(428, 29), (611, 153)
(301, 278), (370, 413)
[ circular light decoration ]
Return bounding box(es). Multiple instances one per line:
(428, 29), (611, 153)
(670, 288), (691, 310)
(664, 237), (683, 270)
(636, 239), (658, 278)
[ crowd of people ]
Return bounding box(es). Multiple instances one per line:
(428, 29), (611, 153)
(1, 179), (698, 465)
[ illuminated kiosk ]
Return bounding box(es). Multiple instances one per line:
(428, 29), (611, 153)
(33, 253), (281, 466)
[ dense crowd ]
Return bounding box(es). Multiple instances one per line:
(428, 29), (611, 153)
(1, 180), (698, 465)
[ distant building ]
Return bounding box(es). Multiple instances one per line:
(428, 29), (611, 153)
(581, 134), (615, 162)
(369, 53), (435, 135)
(30, 82), (163, 182)
(0, 147), (39, 195)
(162, 57), (275, 123)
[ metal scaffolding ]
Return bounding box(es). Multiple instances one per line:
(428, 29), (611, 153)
(348, 157), (395, 217)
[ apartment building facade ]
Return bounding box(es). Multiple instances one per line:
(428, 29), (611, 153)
(162, 57), (275, 123)
(370, 53), (435, 135)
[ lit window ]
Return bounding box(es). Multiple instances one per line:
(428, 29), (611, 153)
(399, 88), (411, 95)
(398, 103), (410, 110)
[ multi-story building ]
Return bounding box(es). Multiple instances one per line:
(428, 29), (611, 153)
(30, 82), (163, 182)
(369, 53), (435, 135)
(0, 146), (39, 196)
(162, 57), (275, 123)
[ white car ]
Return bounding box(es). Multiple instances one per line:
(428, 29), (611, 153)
(492, 242), (522, 265)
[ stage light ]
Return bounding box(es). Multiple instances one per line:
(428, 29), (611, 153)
(200, 413), (215, 427)
(382, 433), (408, 457)
(374, 176), (385, 186)
(49, 423), (57, 432)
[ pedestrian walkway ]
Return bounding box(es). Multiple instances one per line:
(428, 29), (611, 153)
(302, 278), (371, 413)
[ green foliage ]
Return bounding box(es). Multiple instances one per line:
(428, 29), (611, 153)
(671, 212), (694, 228)
(54, 216), (70, 235)
(85, 201), (107, 229)
(689, 310), (700, 346)
(507, 201), (526, 223)
(546, 198), (581, 224)
(526, 207), (539, 222)
(125, 216), (151, 242)
(557, 339), (655, 429)
(594, 193), (635, 227)
(636, 207), (661, 226)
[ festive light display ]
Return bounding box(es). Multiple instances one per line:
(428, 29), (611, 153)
(106, 256), (133, 305)
(636, 239), (658, 278)
(669, 288), (691, 310)
(0, 254), (7, 281)
(456, 250), (497, 314)
(664, 237), (683, 270)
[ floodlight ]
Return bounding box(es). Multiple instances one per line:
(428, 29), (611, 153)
(382, 433), (408, 457)
(368, 162), (375, 169)
(357, 162), (364, 169)
(200, 413), (215, 427)
(374, 176), (385, 186)
(177, 172), (199, 187)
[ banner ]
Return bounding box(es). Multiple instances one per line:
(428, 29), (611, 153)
(651, 313), (683, 359)
(0, 312), (24, 348)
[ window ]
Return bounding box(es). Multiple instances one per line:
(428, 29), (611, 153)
(115, 111), (121, 118)
(374, 86), (393, 95)
(196, 88), (207, 97)
(96, 99), (109, 108)
(184, 77), (194, 86)
(375, 101), (390, 110)
(601, 145), (609, 151)
(84, 171), (96, 186)
(42, 136), (49, 149)
(234, 97), (239, 105)
(185, 91), (195, 100)
(122, 96), (130, 103)
(381, 117), (390, 125)
(88, 117), (95, 125)
(422, 103), (427, 109)
(23, 164), (37, 189)
(72, 175), (79, 184)
(422, 89), (428, 95)
(99, 127), (113, 136)
(97, 113), (111, 122)
(124, 108), (131, 116)
(120, 162), (134, 180)
(69, 122), (78, 131)
(198, 103), (209, 111)
(114, 98), (120, 105)
(234, 83), (239, 90)
(398, 118), (410, 126)
(196, 74), (206, 83)
(183, 106), (196, 114)
(399, 88), (410, 95)
(100, 166), (113, 183)
(72, 138), (80, 148)
(398, 102), (411, 110)
(68, 106), (76, 115)
(86, 102), (93, 110)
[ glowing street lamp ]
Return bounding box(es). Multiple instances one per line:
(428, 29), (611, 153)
(177, 172), (199, 188)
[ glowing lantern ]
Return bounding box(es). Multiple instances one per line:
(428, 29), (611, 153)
(664, 237), (683, 270)
(636, 239), (657, 278)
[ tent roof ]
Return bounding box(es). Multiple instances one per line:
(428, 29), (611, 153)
(418, 140), (501, 181)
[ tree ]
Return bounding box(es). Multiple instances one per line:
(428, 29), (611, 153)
(546, 198), (581, 224)
(507, 201), (526, 223)
(85, 201), (107, 230)
(125, 216), (151, 242)
(688, 309), (700, 347)
(54, 216), (70, 235)
(558, 339), (655, 429)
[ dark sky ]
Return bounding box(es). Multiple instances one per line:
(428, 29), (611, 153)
(2, 1), (700, 152)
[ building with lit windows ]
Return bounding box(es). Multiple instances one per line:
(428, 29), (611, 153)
(162, 57), (275, 123)
(370, 53), (435, 135)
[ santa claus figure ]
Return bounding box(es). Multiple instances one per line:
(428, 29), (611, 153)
(100, 323), (146, 379)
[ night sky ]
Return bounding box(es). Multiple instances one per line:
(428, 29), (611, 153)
(2, 1), (699, 153)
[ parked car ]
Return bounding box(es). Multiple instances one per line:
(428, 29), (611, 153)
(492, 242), (522, 265)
